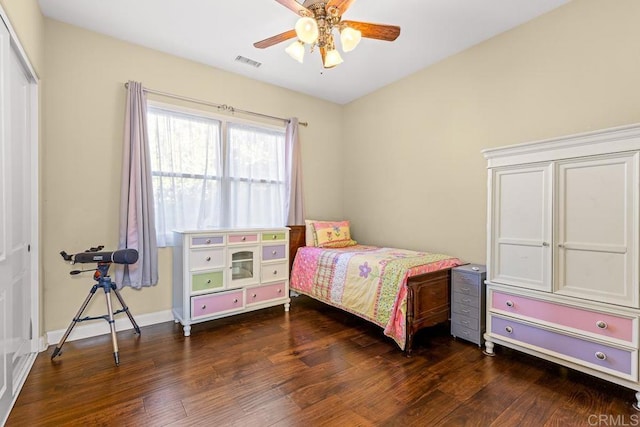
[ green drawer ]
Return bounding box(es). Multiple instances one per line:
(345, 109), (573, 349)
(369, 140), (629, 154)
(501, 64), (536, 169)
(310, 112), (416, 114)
(192, 271), (224, 292)
(262, 231), (286, 241)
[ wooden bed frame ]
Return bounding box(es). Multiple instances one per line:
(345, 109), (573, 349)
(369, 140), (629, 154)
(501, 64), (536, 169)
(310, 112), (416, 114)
(287, 225), (454, 355)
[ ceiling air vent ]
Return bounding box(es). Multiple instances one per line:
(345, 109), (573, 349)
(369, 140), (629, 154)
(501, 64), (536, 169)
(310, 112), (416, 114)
(235, 55), (262, 68)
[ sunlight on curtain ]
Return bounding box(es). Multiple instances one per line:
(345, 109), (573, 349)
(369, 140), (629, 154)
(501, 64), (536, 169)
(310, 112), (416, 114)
(147, 107), (223, 246)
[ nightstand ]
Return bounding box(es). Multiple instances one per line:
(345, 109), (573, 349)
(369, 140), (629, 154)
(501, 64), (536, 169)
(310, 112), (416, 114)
(451, 264), (486, 346)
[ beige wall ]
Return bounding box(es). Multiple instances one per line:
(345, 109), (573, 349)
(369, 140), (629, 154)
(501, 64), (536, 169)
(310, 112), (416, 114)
(343, 0), (640, 265)
(43, 19), (344, 332)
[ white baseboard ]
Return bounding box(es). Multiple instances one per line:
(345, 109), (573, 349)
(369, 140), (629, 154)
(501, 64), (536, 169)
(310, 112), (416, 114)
(45, 310), (174, 348)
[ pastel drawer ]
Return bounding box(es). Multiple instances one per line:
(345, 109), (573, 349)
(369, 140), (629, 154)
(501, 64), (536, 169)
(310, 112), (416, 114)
(260, 261), (288, 283)
(189, 248), (225, 271)
(452, 302), (479, 319)
(452, 323), (481, 345)
(262, 231), (286, 242)
(453, 292), (479, 308)
(228, 233), (258, 244)
(190, 235), (224, 247)
(491, 291), (634, 344)
(191, 290), (244, 319)
(262, 244), (286, 261)
(451, 313), (479, 331)
(246, 282), (287, 305)
(191, 270), (224, 293)
(491, 315), (635, 379)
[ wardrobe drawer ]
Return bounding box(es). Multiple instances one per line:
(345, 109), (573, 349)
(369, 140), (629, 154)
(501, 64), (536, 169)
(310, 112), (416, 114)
(191, 270), (224, 293)
(260, 261), (288, 283)
(191, 290), (244, 319)
(262, 244), (286, 261)
(190, 234), (224, 247)
(228, 233), (259, 244)
(452, 323), (481, 345)
(451, 313), (479, 331)
(453, 292), (479, 308)
(491, 291), (635, 345)
(189, 248), (225, 271)
(262, 231), (286, 242)
(452, 302), (479, 319)
(490, 315), (636, 379)
(452, 272), (481, 295)
(246, 282), (287, 305)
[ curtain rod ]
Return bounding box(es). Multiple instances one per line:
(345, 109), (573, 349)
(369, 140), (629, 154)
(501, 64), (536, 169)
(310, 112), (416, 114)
(123, 82), (308, 127)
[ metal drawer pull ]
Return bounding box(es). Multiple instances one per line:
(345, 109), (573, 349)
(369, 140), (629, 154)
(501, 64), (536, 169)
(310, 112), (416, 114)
(205, 256), (211, 262)
(542, 242), (549, 247)
(461, 320), (469, 325)
(277, 289), (282, 293)
(595, 352), (607, 361)
(272, 250), (277, 255)
(233, 298), (238, 303)
(273, 270), (278, 275)
(206, 279), (211, 284)
(462, 298), (471, 304)
(252, 293), (257, 298)
(461, 309), (470, 314)
(505, 326), (513, 334)
(201, 305), (207, 310)
(505, 300), (514, 308)
(206, 239), (211, 244)
(272, 235), (277, 239)
(596, 320), (608, 329)
(461, 287), (471, 293)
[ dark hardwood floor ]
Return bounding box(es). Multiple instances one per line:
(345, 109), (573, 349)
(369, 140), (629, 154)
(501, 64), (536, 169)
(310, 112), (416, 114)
(7, 295), (639, 426)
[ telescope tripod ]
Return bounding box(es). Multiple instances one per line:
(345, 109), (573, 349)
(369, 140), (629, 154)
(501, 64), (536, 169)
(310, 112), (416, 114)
(51, 263), (140, 366)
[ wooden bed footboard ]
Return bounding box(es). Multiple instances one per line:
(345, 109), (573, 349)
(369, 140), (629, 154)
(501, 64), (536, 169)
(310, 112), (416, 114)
(287, 224), (453, 355)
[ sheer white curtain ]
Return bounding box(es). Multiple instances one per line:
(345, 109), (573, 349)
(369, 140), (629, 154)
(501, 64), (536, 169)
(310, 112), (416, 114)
(116, 81), (158, 288)
(147, 106), (223, 246)
(226, 122), (286, 228)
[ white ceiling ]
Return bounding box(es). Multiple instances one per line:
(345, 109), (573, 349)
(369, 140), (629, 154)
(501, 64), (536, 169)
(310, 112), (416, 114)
(37, 0), (569, 105)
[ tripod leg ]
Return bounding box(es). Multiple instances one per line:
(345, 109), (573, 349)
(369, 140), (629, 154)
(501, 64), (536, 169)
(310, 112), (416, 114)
(111, 284), (141, 334)
(51, 284), (99, 360)
(103, 286), (120, 366)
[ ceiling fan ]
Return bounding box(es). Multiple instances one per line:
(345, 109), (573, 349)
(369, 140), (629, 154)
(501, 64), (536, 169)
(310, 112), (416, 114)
(254, 0), (401, 68)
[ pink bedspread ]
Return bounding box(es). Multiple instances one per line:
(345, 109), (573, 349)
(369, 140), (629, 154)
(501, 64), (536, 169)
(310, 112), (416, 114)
(290, 245), (462, 350)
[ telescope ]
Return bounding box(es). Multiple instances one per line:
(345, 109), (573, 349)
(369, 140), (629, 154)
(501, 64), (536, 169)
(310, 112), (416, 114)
(60, 247), (139, 265)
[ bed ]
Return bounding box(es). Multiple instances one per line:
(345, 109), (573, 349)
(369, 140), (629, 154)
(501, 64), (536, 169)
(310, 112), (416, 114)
(288, 223), (463, 354)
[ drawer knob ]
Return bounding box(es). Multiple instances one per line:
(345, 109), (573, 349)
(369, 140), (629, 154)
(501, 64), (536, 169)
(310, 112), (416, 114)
(461, 320), (470, 325)
(252, 293), (257, 298)
(273, 270), (278, 275)
(205, 256), (211, 262)
(596, 320), (608, 329)
(233, 298), (238, 303)
(206, 279), (211, 284)
(278, 289), (282, 293)
(242, 236), (246, 241)
(461, 287), (471, 293)
(505, 326), (513, 334)
(595, 352), (607, 361)
(272, 235), (277, 239)
(505, 300), (514, 308)
(542, 242), (549, 247)
(272, 250), (277, 255)
(201, 304), (206, 310)
(462, 298), (471, 304)
(206, 239), (211, 244)
(461, 309), (470, 314)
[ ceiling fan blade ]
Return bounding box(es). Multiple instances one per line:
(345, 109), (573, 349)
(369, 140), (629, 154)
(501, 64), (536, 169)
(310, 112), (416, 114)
(341, 20), (401, 41)
(326, 0), (357, 15)
(254, 29), (297, 49)
(275, 0), (313, 16)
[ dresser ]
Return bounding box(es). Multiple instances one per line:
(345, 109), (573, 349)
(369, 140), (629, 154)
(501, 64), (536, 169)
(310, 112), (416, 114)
(483, 124), (640, 408)
(172, 228), (291, 336)
(451, 264), (486, 346)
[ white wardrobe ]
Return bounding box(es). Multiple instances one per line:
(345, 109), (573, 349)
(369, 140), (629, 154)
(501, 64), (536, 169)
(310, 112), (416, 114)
(483, 124), (640, 407)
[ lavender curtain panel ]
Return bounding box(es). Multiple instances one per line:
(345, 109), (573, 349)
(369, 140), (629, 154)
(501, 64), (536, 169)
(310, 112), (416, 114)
(115, 81), (159, 289)
(285, 118), (305, 225)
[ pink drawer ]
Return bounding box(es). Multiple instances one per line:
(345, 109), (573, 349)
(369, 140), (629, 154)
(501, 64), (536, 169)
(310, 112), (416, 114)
(228, 233), (258, 244)
(191, 290), (244, 319)
(491, 315), (634, 378)
(492, 291), (634, 344)
(246, 282), (287, 305)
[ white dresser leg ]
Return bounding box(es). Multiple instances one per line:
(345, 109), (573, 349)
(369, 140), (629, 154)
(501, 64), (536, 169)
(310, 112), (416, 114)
(284, 302), (290, 312)
(483, 339), (495, 357)
(633, 391), (640, 411)
(183, 325), (191, 337)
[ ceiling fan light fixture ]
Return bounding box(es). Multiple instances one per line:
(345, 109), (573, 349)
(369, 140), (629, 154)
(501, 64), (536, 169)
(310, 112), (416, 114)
(340, 27), (361, 52)
(285, 40), (305, 63)
(324, 49), (344, 68)
(294, 17), (319, 44)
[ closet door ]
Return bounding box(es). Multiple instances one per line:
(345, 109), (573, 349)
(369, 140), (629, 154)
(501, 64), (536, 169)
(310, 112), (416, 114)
(555, 153), (639, 308)
(488, 164), (552, 292)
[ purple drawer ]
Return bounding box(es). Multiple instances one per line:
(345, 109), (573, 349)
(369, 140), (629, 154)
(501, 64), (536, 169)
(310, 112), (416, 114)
(262, 244), (286, 261)
(491, 315), (633, 376)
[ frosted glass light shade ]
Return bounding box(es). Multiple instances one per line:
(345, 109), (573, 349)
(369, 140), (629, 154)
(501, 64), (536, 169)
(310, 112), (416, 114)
(285, 40), (305, 63)
(340, 27), (361, 52)
(295, 17), (319, 44)
(324, 49), (343, 68)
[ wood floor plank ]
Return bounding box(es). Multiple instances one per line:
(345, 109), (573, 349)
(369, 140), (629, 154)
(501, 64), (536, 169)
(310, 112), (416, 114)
(6, 296), (640, 426)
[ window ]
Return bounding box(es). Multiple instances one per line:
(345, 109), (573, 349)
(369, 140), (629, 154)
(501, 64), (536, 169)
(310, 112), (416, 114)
(147, 104), (286, 246)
